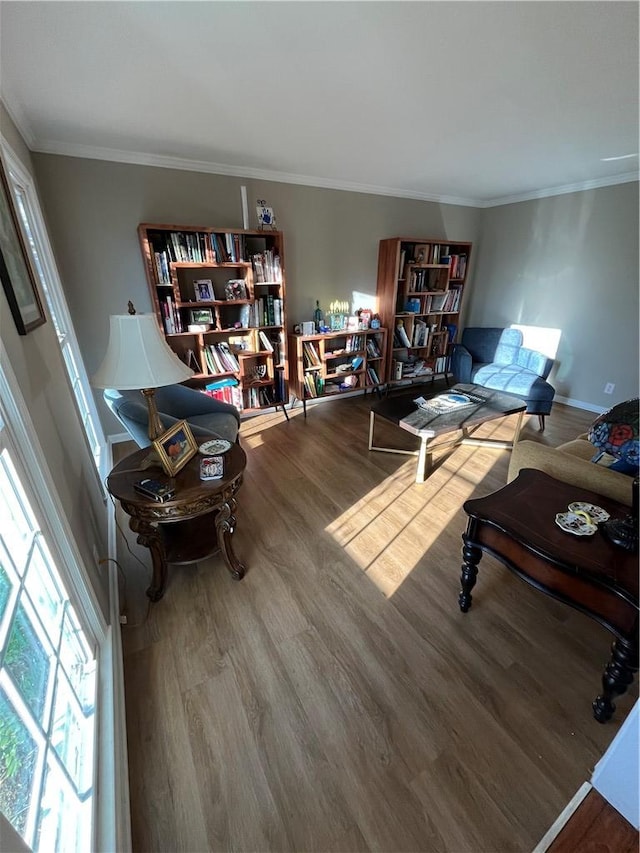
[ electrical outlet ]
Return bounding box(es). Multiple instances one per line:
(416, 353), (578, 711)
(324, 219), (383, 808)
(604, 382), (615, 394)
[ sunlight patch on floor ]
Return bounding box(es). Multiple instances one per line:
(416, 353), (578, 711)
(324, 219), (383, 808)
(325, 417), (515, 597)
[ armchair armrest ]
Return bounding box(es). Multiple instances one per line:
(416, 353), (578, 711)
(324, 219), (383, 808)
(449, 344), (473, 383)
(154, 384), (240, 425)
(508, 440), (632, 506)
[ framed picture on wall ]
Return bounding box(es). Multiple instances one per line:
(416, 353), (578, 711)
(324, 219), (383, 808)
(0, 153), (46, 335)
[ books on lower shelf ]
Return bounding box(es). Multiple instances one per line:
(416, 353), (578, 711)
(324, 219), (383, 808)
(205, 342), (240, 375)
(395, 320), (411, 348)
(202, 378), (243, 410)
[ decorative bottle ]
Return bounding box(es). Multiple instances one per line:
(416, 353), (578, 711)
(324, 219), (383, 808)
(314, 300), (324, 332)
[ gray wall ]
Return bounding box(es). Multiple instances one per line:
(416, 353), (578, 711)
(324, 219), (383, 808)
(0, 105), (108, 617)
(30, 154), (481, 432)
(468, 182), (639, 409)
(28, 150), (639, 434)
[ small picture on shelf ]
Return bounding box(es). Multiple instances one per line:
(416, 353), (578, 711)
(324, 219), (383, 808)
(189, 308), (213, 325)
(224, 279), (247, 300)
(194, 279), (215, 302)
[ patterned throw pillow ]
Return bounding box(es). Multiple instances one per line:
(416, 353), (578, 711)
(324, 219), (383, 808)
(588, 398), (640, 475)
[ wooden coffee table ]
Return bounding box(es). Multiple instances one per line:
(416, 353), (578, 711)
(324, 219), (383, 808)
(107, 441), (247, 601)
(459, 468), (638, 722)
(369, 383), (526, 483)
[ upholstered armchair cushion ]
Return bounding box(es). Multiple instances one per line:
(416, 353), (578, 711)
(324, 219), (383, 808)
(451, 327), (556, 419)
(104, 385), (240, 448)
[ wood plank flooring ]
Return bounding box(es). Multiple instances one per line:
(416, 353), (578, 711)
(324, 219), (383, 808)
(115, 394), (638, 852)
(546, 788), (638, 852)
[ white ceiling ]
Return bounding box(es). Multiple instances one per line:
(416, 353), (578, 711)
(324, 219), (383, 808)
(1, 1), (638, 207)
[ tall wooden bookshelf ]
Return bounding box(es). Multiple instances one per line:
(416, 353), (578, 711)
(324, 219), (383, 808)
(138, 223), (288, 414)
(288, 328), (387, 416)
(376, 237), (472, 389)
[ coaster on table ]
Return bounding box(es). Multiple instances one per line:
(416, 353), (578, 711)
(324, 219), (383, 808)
(199, 439), (232, 455)
(555, 511), (598, 537)
(567, 502), (610, 523)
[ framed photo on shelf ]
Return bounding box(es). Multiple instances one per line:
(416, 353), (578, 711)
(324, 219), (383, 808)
(189, 308), (213, 324)
(153, 420), (198, 476)
(224, 279), (247, 300)
(194, 279), (215, 302)
(0, 154), (46, 335)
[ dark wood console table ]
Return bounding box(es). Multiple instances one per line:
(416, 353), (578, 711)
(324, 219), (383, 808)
(459, 468), (638, 722)
(107, 441), (247, 601)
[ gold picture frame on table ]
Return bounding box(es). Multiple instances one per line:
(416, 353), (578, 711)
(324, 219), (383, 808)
(153, 420), (198, 476)
(0, 153), (46, 335)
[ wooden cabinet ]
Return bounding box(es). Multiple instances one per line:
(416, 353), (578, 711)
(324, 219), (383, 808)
(288, 328), (387, 414)
(138, 223), (288, 414)
(376, 237), (472, 388)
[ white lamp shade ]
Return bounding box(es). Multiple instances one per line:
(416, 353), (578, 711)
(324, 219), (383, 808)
(92, 313), (194, 389)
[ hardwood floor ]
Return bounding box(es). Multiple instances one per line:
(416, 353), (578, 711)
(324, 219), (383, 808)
(115, 394), (638, 852)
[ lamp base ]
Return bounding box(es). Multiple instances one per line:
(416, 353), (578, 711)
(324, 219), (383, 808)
(601, 516), (639, 552)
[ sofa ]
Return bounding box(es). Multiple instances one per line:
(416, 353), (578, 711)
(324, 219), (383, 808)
(508, 435), (634, 507)
(450, 327), (555, 429)
(104, 384), (240, 448)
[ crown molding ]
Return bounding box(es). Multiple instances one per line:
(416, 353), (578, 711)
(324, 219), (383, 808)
(32, 138), (482, 208)
(482, 171), (639, 208)
(0, 90), (37, 149)
(22, 136), (640, 211)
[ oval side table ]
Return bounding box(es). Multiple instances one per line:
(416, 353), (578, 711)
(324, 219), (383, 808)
(107, 441), (247, 601)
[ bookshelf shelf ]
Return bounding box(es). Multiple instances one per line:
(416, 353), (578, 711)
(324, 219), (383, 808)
(138, 223), (288, 414)
(288, 328), (388, 416)
(376, 237), (472, 388)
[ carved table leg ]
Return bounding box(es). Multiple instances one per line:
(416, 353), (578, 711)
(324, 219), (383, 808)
(215, 501), (246, 580)
(129, 517), (168, 601)
(592, 635), (639, 723)
(459, 538), (483, 613)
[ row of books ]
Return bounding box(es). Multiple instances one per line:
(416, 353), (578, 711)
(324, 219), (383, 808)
(252, 250), (282, 283)
(161, 296), (182, 334)
(205, 343), (240, 375)
(303, 372), (324, 397)
(366, 365), (381, 385)
(366, 337), (382, 358)
(148, 230), (283, 278)
(438, 285), (462, 313)
(258, 330), (283, 363)
(203, 377), (243, 409)
(449, 254), (467, 280)
(302, 340), (321, 368)
(407, 268), (446, 292)
(245, 385), (283, 409)
(253, 295), (283, 327)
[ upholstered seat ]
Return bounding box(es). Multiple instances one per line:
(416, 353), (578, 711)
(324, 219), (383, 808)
(104, 384), (240, 448)
(450, 327), (555, 429)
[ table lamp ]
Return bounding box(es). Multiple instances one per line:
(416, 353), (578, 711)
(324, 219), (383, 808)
(92, 302), (194, 441)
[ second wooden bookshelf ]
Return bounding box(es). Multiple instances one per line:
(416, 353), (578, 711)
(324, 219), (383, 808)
(288, 328), (387, 416)
(376, 237), (472, 390)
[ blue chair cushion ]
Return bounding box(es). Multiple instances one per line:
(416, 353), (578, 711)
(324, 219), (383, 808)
(471, 363), (555, 401)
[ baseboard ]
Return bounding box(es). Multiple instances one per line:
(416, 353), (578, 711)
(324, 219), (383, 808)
(554, 395), (606, 414)
(532, 782), (592, 852)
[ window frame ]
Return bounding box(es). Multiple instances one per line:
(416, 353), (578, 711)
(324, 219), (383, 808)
(0, 139), (108, 484)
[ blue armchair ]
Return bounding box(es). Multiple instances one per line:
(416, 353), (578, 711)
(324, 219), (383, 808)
(450, 327), (555, 430)
(104, 384), (240, 448)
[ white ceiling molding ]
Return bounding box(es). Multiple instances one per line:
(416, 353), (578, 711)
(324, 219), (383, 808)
(32, 136), (639, 210)
(0, 87), (37, 150)
(482, 171), (640, 208)
(32, 137), (482, 208)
